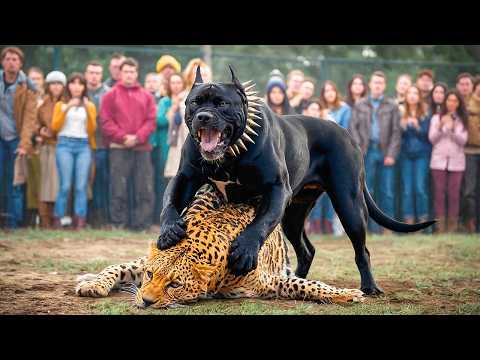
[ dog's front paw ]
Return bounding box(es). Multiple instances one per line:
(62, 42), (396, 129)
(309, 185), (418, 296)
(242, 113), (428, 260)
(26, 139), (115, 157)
(157, 217), (186, 250)
(227, 234), (260, 276)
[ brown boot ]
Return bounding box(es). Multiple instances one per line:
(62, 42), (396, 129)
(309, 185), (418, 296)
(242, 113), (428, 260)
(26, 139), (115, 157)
(52, 217), (62, 230)
(74, 217), (87, 231)
(323, 219), (333, 234)
(435, 218), (446, 234)
(466, 218), (476, 234)
(447, 218), (458, 233)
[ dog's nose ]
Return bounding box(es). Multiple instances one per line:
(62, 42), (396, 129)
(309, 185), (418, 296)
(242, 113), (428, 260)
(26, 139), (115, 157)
(142, 297), (155, 308)
(195, 111), (213, 124)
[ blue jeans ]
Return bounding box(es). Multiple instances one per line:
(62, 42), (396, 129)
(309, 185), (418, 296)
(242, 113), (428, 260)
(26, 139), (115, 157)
(151, 146), (168, 225)
(92, 149), (110, 222)
(309, 193), (334, 222)
(0, 138), (24, 228)
(365, 145), (395, 233)
(400, 154), (430, 220)
(54, 137), (92, 218)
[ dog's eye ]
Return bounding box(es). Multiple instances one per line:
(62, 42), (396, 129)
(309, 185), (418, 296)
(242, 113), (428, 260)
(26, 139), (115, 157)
(219, 101), (228, 107)
(190, 98), (200, 106)
(167, 281), (182, 289)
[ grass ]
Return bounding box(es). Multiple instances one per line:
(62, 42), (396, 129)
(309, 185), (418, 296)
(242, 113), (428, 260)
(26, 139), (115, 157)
(2, 229), (479, 315)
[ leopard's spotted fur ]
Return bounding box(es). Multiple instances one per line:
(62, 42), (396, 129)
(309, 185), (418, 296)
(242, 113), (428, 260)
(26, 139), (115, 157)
(76, 184), (364, 308)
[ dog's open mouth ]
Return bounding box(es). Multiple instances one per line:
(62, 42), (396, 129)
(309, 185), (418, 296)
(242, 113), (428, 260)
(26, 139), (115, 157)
(197, 127), (231, 156)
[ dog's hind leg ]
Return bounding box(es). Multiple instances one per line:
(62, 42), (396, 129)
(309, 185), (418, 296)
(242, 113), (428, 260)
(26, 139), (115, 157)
(282, 200), (317, 279)
(329, 188), (384, 296)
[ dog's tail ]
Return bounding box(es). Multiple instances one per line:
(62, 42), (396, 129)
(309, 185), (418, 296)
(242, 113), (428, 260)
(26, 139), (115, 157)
(363, 183), (436, 232)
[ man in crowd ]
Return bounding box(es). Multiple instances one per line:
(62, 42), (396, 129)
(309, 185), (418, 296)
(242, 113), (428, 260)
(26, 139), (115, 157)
(286, 69), (305, 109)
(348, 71), (401, 234)
(85, 60), (111, 228)
(456, 73), (474, 103)
(104, 53), (126, 88)
(293, 77), (315, 114)
(100, 57), (156, 232)
(416, 69), (434, 102)
(0, 47), (38, 229)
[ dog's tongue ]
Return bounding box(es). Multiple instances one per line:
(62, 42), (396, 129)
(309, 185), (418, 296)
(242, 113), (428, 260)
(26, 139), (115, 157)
(200, 129), (221, 152)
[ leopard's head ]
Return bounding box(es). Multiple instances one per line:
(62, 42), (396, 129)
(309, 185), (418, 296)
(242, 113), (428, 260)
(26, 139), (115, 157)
(135, 243), (217, 309)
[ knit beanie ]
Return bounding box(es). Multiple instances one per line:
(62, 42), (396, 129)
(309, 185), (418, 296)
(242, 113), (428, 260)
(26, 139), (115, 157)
(266, 76), (287, 94)
(156, 55), (181, 74)
(45, 71), (67, 86)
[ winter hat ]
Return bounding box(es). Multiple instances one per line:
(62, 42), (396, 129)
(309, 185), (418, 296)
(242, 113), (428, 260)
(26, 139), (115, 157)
(266, 76), (287, 94)
(156, 55), (181, 74)
(269, 69), (285, 81)
(45, 71), (67, 86)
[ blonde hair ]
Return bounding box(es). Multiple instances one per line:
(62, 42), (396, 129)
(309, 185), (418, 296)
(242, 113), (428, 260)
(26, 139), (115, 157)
(183, 58), (211, 90)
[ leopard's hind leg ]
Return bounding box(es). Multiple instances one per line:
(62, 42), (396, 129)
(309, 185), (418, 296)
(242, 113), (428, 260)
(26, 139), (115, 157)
(75, 256), (147, 298)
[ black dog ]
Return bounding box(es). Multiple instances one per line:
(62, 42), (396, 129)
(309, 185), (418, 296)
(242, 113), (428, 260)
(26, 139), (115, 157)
(157, 66), (435, 295)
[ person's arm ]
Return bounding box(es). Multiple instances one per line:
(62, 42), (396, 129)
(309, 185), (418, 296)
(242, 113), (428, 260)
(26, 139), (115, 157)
(135, 93), (157, 145)
(340, 105), (352, 129)
(156, 98), (171, 130)
(428, 115), (444, 145)
(386, 105), (402, 160)
(99, 91), (128, 144)
(451, 121), (468, 147)
(18, 89), (39, 154)
(348, 106), (362, 148)
(51, 102), (67, 134)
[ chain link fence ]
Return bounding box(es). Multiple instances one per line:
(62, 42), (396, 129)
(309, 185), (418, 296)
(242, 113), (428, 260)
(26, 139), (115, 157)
(15, 45), (480, 96)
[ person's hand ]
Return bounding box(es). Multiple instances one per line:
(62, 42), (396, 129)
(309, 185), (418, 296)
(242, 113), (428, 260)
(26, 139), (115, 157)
(35, 136), (43, 145)
(67, 98), (81, 108)
(40, 127), (52, 138)
(123, 134), (138, 148)
(384, 156), (395, 166)
(16, 147), (27, 156)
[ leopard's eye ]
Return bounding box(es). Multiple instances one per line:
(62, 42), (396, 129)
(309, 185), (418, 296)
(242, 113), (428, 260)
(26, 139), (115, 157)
(145, 271), (153, 280)
(167, 281), (182, 289)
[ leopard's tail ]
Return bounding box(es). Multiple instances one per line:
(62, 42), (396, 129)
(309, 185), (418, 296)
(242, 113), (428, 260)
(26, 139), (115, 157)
(266, 276), (364, 304)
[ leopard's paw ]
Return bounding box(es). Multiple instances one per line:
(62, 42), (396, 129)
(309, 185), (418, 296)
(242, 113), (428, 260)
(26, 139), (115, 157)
(341, 289), (365, 303)
(75, 279), (109, 298)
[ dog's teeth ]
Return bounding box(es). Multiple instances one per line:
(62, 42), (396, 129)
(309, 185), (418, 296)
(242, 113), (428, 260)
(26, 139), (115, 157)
(242, 133), (255, 144)
(236, 139), (248, 151)
(247, 119), (261, 128)
(245, 125), (258, 137)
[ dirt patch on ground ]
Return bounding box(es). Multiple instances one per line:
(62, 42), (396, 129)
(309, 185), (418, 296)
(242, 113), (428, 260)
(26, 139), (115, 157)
(0, 231), (478, 314)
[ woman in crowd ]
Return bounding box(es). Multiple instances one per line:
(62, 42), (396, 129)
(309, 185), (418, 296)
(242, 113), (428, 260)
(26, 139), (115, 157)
(464, 77), (480, 233)
(427, 82), (448, 118)
(428, 90), (468, 233)
(345, 74), (367, 108)
(265, 76), (293, 116)
(320, 80), (352, 129)
(399, 85), (431, 225)
(395, 74), (413, 114)
(36, 71), (67, 229)
(51, 73), (97, 230)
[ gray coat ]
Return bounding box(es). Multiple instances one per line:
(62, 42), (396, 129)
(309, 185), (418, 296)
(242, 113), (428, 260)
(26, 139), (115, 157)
(348, 96), (402, 158)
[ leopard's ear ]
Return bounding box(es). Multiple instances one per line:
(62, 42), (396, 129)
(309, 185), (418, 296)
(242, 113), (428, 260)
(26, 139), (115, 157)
(192, 263), (216, 293)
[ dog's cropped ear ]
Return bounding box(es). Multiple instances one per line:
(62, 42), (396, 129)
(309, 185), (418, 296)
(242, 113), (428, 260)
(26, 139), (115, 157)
(228, 64), (244, 93)
(194, 66), (204, 86)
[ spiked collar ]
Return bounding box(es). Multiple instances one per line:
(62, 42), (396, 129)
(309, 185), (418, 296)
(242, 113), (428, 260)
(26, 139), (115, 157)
(226, 80), (263, 157)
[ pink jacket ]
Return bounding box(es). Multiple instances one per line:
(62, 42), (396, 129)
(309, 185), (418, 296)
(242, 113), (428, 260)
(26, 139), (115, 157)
(100, 82), (156, 151)
(428, 114), (468, 171)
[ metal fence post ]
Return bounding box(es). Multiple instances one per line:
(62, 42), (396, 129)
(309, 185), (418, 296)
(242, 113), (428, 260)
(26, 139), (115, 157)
(53, 46), (62, 70)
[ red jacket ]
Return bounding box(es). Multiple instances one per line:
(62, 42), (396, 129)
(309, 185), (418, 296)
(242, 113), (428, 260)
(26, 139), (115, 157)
(100, 82), (156, 151)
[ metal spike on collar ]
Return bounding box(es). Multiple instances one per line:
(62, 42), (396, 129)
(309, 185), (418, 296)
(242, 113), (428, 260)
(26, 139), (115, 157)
(248, 113), (262, 120)
(232, 144), (240, 154)
(244, 84), (256, 92)
(247, 118), (261, 128)
(242, 80), (254, 87)
(227, 146), (237, 157)
(245, 91), (258, 96)
(248, 107), (262, 114)
(245, 125), (258, 137)
(236, 139), (248, 151)
(242, 133), (255, 144)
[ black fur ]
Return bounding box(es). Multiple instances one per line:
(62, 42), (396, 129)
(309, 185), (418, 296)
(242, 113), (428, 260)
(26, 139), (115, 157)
(157, 67), (435, 295)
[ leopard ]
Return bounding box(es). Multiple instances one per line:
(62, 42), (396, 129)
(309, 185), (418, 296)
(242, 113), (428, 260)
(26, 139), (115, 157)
(76, 183), (364, 309)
